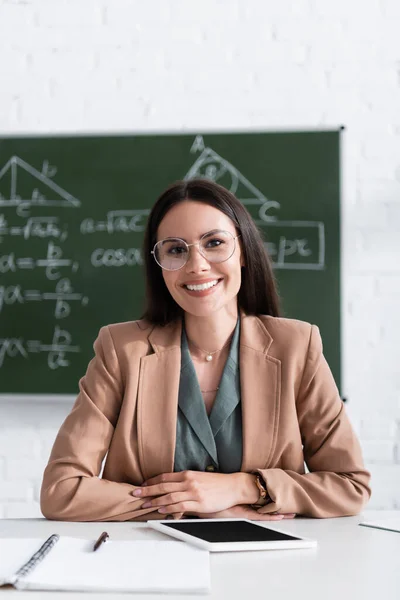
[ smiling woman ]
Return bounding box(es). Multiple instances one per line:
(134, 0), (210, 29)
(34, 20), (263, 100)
(40, 178), (371, 523)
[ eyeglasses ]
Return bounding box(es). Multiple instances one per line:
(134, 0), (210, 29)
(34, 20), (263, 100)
(152, 229), (240, 271)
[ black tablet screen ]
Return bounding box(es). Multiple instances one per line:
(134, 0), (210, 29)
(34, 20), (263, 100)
(163, 520), (300, 543)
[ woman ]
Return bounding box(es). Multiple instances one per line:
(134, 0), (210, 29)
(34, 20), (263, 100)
(40, 178), (371, 522)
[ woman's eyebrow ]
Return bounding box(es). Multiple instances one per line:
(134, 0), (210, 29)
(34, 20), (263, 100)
(162, 229), (221, 242)
(201, 229), (221, 238)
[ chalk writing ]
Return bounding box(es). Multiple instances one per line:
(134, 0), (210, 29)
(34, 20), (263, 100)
(0, 338), (28, 368)
(91, 247), (143, 267)
(0, 155), (87, 379)
(47, 326), (79, 369)
(0, 214), (67, 242)
(257, 221), (325, 270)
(80, 209), (150, 235)
(0, 326), (79, 369)
(0, 243), (79, 279)
(0, 279), (88, 318)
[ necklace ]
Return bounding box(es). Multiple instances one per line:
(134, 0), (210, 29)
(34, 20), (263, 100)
(188, 336), (232, 362)
(201, 387), (219, 393)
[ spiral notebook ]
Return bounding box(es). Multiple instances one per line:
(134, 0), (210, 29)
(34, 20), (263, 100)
(0, 535), (210, 593)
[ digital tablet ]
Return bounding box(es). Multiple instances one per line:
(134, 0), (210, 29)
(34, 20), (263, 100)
(148, 519), (317, 552)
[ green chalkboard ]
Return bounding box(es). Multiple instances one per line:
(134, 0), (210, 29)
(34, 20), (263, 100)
(0, 131), (341, 396)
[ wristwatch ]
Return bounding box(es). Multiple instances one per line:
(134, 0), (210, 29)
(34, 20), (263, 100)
(252, 474), (270, 507)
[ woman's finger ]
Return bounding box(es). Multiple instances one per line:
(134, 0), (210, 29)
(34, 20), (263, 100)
(143, 472), (184, 486)
(157, 501), (198, 514)
(142, 492), (188, 509)
(165, 512), (184, 520)
(250, 511), (296, 521)
(173, 512), (184, 520)
(249, 513), (285, 521)
(132, 481), (184, 498)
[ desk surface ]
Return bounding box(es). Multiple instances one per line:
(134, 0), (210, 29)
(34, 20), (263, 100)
(1, 512), (400, 599)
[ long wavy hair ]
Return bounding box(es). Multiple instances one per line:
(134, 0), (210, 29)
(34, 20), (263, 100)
(142, 178), (280, 324)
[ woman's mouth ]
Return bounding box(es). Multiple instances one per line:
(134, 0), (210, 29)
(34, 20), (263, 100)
(182, 278), (222, 296)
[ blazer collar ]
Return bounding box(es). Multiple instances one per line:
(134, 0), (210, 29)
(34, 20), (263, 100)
(145, 312), (274, 355)
(137, 315), (280, 479)
(147, 319), (182, 354)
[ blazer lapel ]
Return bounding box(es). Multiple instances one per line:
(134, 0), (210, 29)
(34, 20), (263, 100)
(240, 315), (281, 472)
(137, 321), (182, 480)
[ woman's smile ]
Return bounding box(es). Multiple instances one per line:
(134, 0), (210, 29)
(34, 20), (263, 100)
(181, 277), (223, 297)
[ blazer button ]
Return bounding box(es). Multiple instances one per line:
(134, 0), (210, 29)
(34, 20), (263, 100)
(206, 465), (216, 472)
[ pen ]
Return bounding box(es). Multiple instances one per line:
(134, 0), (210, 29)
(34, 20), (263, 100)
(93, 531), (109, 552)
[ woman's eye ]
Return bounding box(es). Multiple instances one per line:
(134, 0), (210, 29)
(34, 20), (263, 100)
(205, 238), (224, 248)
(167, 246), (187, 255)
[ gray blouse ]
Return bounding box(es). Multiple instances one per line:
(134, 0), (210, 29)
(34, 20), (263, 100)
(173, 319), (243, 474)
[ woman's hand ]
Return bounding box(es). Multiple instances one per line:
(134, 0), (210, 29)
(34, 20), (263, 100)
(132, 470), (257, 515)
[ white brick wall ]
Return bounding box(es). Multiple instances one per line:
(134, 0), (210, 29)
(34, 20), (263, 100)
(1, 0), (399, 514)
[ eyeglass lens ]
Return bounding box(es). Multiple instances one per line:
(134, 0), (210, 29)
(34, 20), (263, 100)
(154, 230), (236, 270)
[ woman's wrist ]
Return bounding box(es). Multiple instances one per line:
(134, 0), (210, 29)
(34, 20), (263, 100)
(233, 472), (260, 505)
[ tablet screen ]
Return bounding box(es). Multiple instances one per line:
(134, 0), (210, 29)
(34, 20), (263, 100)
(162, 520), (301, 543)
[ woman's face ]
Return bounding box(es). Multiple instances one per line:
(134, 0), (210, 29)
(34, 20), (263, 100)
(156, 200), (243, 319)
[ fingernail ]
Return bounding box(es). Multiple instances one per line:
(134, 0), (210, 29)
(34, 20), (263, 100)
(132, 489), (142, 496)
(158, 507), (166, 513)
(142, 502), (152, 508)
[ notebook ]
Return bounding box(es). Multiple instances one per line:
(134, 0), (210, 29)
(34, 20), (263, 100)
(0, 534), (210, 593)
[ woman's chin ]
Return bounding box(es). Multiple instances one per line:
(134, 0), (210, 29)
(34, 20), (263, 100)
(179, 300), (238, 320)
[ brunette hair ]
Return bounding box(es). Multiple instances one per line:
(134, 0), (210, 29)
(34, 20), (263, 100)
(141, 178), (280, 324)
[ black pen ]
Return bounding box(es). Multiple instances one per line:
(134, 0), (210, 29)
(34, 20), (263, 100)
(93, 531), (109, 552)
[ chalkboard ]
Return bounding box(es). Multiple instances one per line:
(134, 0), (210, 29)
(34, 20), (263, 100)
(0, 131), (341, 397)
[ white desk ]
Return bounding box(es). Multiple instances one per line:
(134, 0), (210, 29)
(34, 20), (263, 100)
(1, 513), (399, 599)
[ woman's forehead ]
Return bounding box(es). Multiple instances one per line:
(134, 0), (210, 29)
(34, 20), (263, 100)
(157, 200), (235, 239)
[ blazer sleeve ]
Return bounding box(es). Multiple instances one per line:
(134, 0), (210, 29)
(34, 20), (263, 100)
(256, 325), (371, 518)
(40, 326), (157, 522)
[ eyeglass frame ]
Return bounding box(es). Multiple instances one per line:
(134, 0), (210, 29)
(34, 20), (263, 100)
(151, 229), (241, 271)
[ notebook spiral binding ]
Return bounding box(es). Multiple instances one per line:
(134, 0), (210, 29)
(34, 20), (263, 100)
(15, 534), (60, 580)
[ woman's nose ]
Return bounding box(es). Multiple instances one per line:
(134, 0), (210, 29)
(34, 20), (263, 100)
(185, 244), (210, 272)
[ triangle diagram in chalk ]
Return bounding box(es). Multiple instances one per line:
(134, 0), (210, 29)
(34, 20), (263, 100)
(0, 156), (80, 208)
(184, 146), (267, 205)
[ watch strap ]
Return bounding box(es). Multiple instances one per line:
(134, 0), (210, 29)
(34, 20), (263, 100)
(251, 474), (270, 508)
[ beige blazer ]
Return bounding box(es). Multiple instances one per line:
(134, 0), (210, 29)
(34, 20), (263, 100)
(40, 314), (371, 521)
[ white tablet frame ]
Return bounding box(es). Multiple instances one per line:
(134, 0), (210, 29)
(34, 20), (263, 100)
(148, 518), (317, 553)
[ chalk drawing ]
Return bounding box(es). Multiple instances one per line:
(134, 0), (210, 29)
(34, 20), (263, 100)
(0, 156), (80, 217)
(185, 136), (326, 269)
